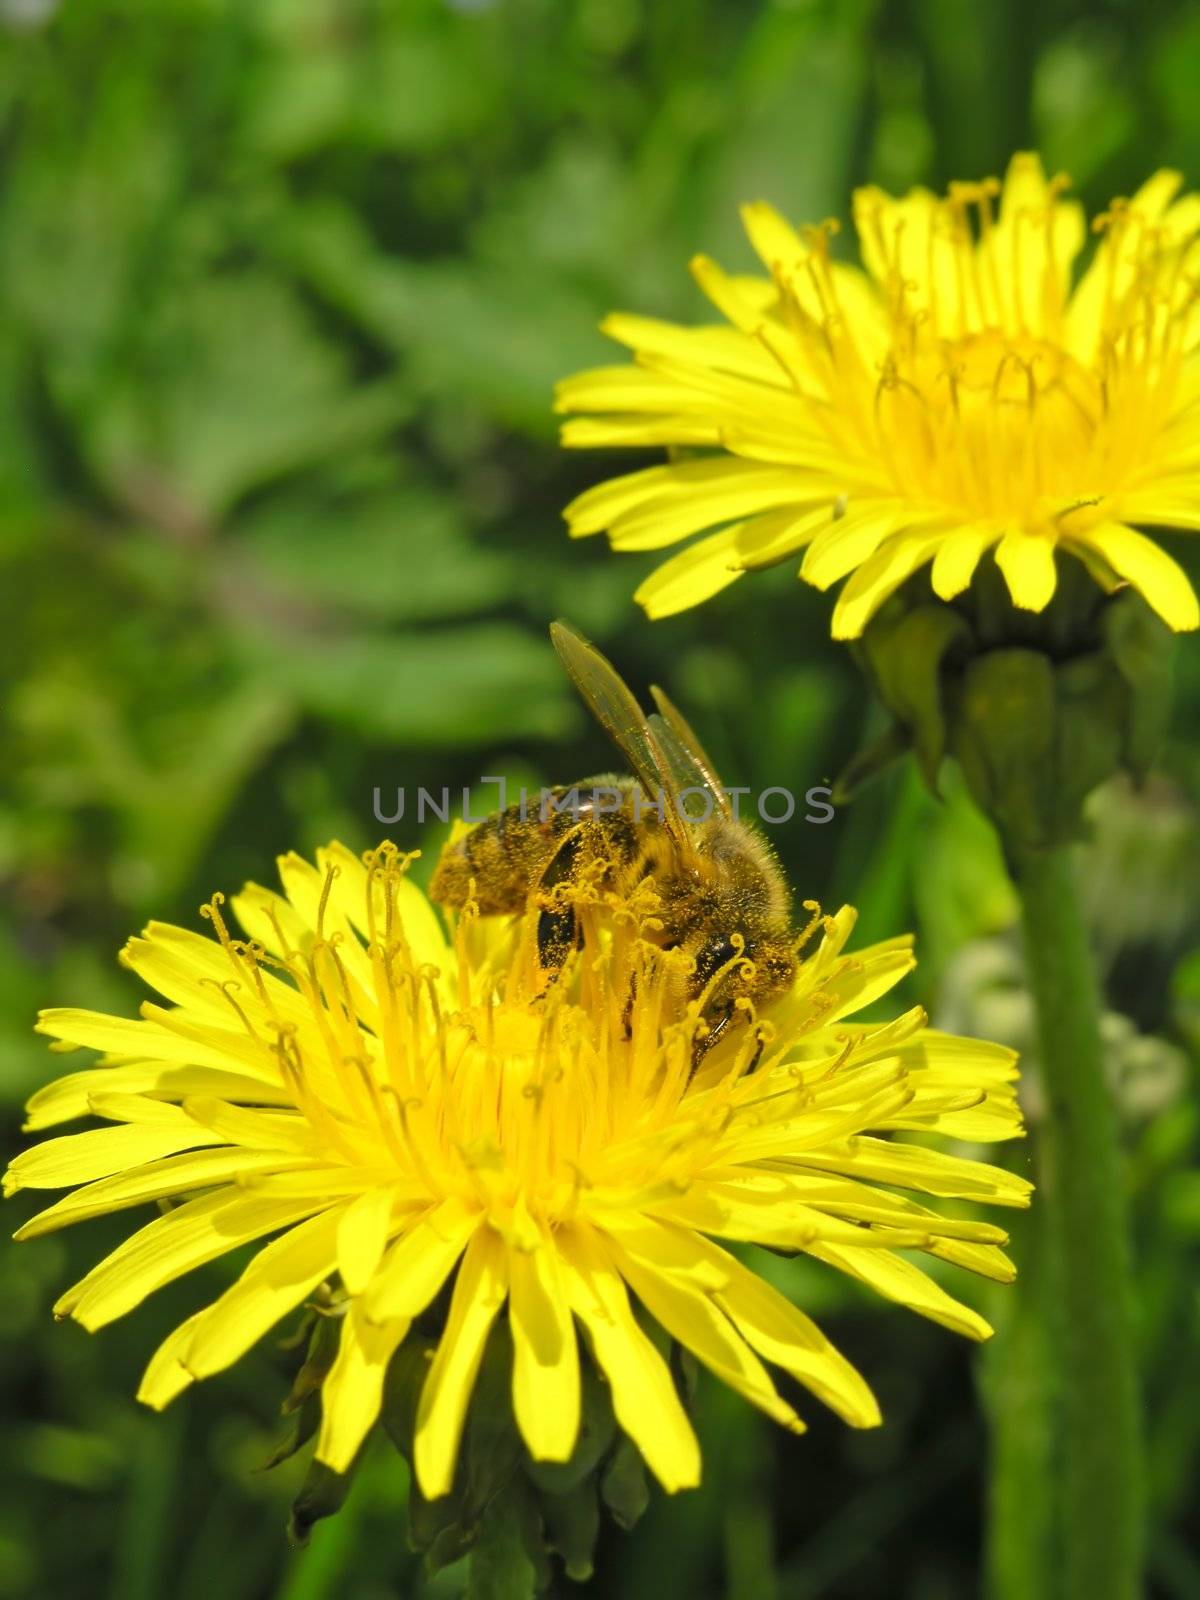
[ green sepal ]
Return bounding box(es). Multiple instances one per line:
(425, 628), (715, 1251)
(672, 1341), (700, 1407)
(599, 1436), (650, 1531)
(264, 1389), (321, 1471)
(466, 1481), (549, 1600)
(376, 1313), (674, 1585)
(463, 1322), (525, 1507)
(379, 1330), (476, 1570)
(379, 1329), (437, 1463)
(288, 1458), (357, 1547)
(282, 1300), (342, 1414)
(831, 721), (909, 805)
(951, 649), (1061, 850)
(1102, 591), (1174, 777)
(1053, 652), (1126, 822)
(848, 551), (1179, 849)
(539, 1480), (601, 1583)
(267, 1297), (344, 1472)
(860, 603), (972, 786)
(522, 1352), (616, 1497)
(407, 1481), (475, 1573)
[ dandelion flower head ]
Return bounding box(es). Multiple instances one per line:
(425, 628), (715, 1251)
(558, 154), (1200, 637)
(7, 842), (1031, 1497)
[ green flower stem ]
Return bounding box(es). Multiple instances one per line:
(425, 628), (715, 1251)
(1011, 842), (1144, 1600)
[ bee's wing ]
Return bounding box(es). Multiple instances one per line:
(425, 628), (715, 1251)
(649, 686), (732, 821)
(550, 620), (693, 853)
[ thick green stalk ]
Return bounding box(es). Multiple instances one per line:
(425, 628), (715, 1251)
(1011, 844), (1144, 1600)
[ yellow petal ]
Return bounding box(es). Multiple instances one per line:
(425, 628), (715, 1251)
(739, 200), (807, 273)
(711, 1247), (881, 1427)
(807, 1240), (993, 1340)
(1065, 169), (1184, 358)
(5, 1122), (223, 1195)
(608, 1217), (879, 1428)
(852, 186), (966, 327)
(925, 1229), (1018, 1280)
(603, 1231), (804, 1433)
(508, 1227), (581, 1463)
(634, 506), (830, 619)
(413, 1228), (508, 1498)
(315, 839), (450, 976)
(12, 1147), (312, 1239)
(634, 526), (746, 616)
(316, 1299), (411, 1472)
(180, 1097), (316, 1155)
(34, 1008), (207, 1060)
(135, 1008), (281, 1078)
(274, 850), (381, 1010)
(34, 1006), (273, 1078)
(337, 1185), (397, 1296)
(121, 922), (309, 1032)
(560, 416), (722, 450)
(649, 1174), (918, 1251)
(930, 525), (1000, 600)
(731, 503), (837, 571)
(557, 1225), (700, 1493)
(1120, 491), (1200, 532)
(564, 457), (749, 538)
(689, 254), (768, 333)
(23, 1062), (291, 1132)
(180, 1206), (347, 1380)
(597, 311), (783, 385)
(59, 1190), (328, 1330)
(554, 364), (713, 420)
(226, 884), (311, 961)
(609, 466), (811, 552)
(137, 1308), (209, 1409)
(365, 1197), (480, 1322)
(989, 153), (1085, 336)
(1129, 168), (1186, 216)
(795, 1134), (1033, 1207)
(802, 504), (928, 590)
(765, 936), (914, 1041)
(829, 531), (945, 639)
(1075, 522), (1200, 630)
(994, 530), (1058, 611)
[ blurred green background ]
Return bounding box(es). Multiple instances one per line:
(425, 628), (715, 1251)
(2, 0), (1200, 1596)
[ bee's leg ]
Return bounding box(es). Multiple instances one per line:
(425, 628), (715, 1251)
(690, 1008), (734, 1071)
(534, 824), (590, 978)
(620, 972), (637, 1039)
(536, 904), (580, 975)
(535, 808), (640, 980)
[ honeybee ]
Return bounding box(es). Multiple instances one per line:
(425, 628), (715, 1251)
(430, 621), (798, 1051)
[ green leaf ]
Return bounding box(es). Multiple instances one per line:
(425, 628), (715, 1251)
(235, 623), (573, 746)
(232, 486), (519, 624)
(89, 273), (411, 519)
(277, 202), (610, 435)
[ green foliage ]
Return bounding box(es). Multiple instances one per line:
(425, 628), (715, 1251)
(1, 1), (1199, 1597)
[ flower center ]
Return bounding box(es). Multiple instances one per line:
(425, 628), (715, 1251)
(784, 173), (1199, 533)
(873, 325), (1105, 529)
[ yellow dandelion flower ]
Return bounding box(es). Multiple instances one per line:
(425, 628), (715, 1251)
(557, 153), (1200, 637)
(7, 841), (1030, 1498)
